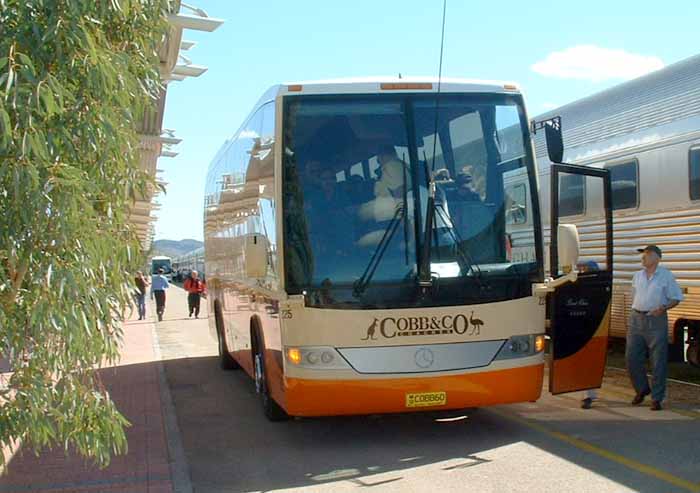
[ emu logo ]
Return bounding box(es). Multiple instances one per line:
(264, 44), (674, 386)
(362, 318), (379, 340)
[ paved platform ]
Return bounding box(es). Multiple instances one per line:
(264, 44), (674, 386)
(0, 295), (177, 493)
(2, 286), (699, 492)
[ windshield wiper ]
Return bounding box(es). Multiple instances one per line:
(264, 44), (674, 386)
(432, 202), (488, 289)
(353, 203), (405, 298)
(354, 155), (412, 298)
(418, 167), (487, 291)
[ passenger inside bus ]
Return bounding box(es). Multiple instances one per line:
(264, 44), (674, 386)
(445, 167), (481, 203)
(305, 166), (353, 262)
(358, 145), (411, 225)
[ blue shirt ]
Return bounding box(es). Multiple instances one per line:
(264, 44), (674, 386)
(631, 266), (683, 311)
(151, 274), (170, 293)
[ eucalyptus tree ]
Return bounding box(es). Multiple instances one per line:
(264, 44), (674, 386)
(0, 0), (170, 468)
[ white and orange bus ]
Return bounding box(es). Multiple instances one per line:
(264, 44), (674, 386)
(203, 78), (613, 420)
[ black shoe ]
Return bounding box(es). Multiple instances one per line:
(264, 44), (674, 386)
(650, 400), (662, 411)
(189, 313), (192, 318)
(158, 314), (163, 322)
(581, 398), (593, 409)
(631, 389), (650, 405)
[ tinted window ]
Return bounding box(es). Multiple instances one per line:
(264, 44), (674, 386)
(559, 173), (585, 216)
(282, 94), (538, 309)
(606, 161), (638, 210)
(690, 148), (700, 200)
(505, 183), (527, 224)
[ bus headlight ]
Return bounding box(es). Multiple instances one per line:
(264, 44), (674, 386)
(494, 335), (545, 360)
(285, 346), (350, 370)
(286, 348), (302, 365)
(535, 335), (545, 353)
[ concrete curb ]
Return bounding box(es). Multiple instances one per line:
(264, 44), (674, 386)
(150, 309), (194, 493)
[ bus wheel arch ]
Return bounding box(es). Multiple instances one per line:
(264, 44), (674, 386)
(215, 299), (239, 370)
(670, 318), (700, 365)
(250, 317), (289, 421)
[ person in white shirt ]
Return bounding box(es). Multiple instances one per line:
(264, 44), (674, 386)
(627, 245), (683, 411)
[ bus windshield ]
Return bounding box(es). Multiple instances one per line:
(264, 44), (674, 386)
(283, 93), (539, 309)
(151, 257), (172, 275)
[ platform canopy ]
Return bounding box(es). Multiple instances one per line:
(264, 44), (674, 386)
(130, 1), (223, 251)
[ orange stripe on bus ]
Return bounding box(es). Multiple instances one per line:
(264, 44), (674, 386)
(283, 364), (544, 417)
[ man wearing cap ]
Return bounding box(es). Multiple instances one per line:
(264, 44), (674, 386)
(627, 245), (683, 410)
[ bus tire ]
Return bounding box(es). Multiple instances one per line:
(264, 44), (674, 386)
(252, 334), (289, 422)
(215, 302), (239, 370)
(669, 321), (686, 363)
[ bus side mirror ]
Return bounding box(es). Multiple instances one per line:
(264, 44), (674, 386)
(245, 235), (269, 279)
(558, 224), (580, 273)
(545, 119), (564, 164)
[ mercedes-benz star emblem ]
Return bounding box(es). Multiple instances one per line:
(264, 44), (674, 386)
(414, 348), (435, 369)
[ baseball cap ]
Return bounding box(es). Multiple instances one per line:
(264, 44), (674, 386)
(637, 245), (662, 258)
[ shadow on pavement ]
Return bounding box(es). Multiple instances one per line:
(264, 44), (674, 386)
(164, 355), (699, 493)
(0, 361), (173, 493)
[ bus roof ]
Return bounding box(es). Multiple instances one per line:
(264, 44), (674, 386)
(275, 77), (521, 97)
(208, 77), (525, 167)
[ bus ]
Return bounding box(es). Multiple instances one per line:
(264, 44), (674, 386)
(151, 255), (173, 281)
(203, 78), (613, 420)
(533, 53), (700, 366)
(172, 247), (205, 282)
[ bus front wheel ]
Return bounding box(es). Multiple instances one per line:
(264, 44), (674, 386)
(253, 343), (289, 422)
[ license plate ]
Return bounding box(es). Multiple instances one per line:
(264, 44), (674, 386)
(405, 391), (447, 408)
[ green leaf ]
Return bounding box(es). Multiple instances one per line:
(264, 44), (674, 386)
(0, 107), (11, 143)
(4, 63), (13, 99)
(17, 53), (36, 75)
(39, 83), (59, 117)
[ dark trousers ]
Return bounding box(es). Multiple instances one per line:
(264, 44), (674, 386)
(626, 311), (668, 402)
(154, 290), (166, 319)
(188, 293), (201, 317)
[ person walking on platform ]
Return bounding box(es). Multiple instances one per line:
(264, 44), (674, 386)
(133, 271), (149, 320)
(151, 268), (170, 322)
(627, 245), (683, 411)
(184, 270), (206, 318)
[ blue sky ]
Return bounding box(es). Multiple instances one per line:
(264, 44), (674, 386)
(155, 0), (699, 241)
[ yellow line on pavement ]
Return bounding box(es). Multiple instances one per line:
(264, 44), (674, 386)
(490, 408), (700, 493)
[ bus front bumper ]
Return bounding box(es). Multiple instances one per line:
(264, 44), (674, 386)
(284, 363), (544, 417)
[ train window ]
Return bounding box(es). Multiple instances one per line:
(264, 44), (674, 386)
(605, 160), (638, 210)
(558, 173), (585, 216)
(690, 148), (700, 201)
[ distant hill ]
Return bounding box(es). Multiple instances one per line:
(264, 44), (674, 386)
(151, 239), (203, 258)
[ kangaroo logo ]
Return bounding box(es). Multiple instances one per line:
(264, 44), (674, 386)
(362, 318), (379, 340)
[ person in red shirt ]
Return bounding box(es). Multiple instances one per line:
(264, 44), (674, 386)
(183, 270), (206, 318)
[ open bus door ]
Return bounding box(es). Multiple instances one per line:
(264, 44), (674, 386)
(541, 118), (614, 394)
